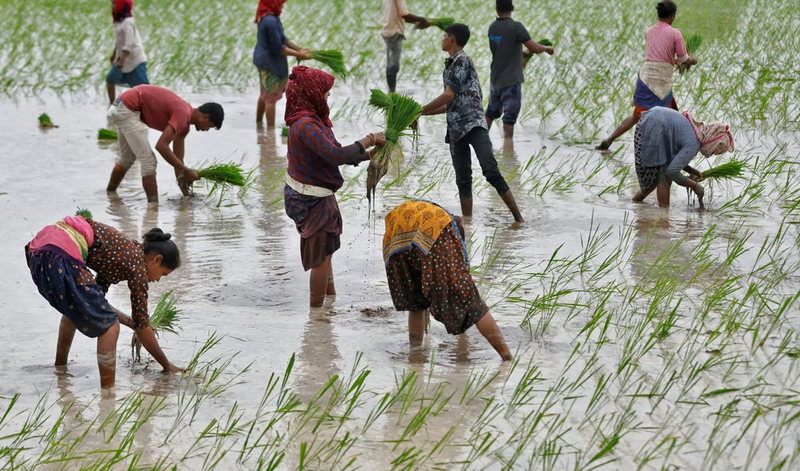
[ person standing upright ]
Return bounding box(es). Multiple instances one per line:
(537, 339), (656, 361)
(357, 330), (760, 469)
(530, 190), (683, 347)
(420, 24), (524, 223)
(597, 1), (697, 151)
(253, 0), (311, 127)
(485, 0), (554, 139)
(106, 0), (149, 104)
(381, 0), (430, 93)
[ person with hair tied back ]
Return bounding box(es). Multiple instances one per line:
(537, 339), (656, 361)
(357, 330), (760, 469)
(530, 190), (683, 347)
(25, 216), (184, 389)
(106, 0), (149, 104)
(597, 0), (697, 151)
(419, 23), (524, 223)
(106, 85), (225, 203)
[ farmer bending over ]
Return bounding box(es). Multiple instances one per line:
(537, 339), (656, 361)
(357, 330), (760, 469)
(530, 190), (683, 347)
(633, 107), (734, 207)
(106, 85), (224, 203)
(383, 200), (513, 361)
(25, 216), (183, 389)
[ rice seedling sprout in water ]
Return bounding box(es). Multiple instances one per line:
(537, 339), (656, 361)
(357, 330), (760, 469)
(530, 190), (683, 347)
(281, 125), (289, 137)
(38, 113), (56, 128)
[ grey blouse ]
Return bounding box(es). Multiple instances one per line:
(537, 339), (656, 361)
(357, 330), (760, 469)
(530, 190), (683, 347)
(639, 107), (701, 186)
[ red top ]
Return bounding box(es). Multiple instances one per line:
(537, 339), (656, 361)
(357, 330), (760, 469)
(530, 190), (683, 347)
(120, 85), (194, 135)
(644, 21), (688, 66)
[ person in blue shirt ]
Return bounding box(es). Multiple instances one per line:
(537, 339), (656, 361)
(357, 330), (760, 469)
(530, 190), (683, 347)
(253, 0), (310, 127)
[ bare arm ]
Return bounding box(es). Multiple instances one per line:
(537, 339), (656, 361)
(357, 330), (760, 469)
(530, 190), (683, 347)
(523, 39), (554, 56)
(282, 46), (310, 60)
(135, 326), (181, 372)
(402, 14), (429, 29)
(155, 125), (188, 172)
(421, 86), (455, 116)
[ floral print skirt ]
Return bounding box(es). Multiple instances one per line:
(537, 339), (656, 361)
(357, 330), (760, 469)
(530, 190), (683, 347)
(385, 226), (488, 335)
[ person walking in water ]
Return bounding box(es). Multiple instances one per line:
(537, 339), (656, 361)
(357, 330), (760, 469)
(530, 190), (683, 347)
(485, 0), (554, 139)
(632, 107), (734, 207)
(597, 1), (697, 151)
(25, 216), (184, 389)
(106, 0), (149, 104)
(105, 85), (224, 203)
(253, 0), (311, 127)
(381, 0), (430, 93)
(420, 23), (524, 222)
(382, 200), (513, 361)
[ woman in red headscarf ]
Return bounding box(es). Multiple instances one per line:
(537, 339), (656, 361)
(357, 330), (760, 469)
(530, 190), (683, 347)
(254, 0), (310, 127)
(283, 66), (387, 307)
(106, 0), (149, 104)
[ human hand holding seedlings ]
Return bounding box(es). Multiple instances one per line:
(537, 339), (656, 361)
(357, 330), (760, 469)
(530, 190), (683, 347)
(414, 17), (431, 30)
(134, 325), (182, 373)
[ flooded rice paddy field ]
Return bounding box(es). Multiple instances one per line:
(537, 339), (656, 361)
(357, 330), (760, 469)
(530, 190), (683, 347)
(2, 0), (800, 469)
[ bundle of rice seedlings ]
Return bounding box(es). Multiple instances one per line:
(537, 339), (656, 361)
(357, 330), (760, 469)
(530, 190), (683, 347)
(366, 90), (423, 204)
(698, 161), (744, 182)
(537, 38), (554, 46)
(197, 162), (247, 187)
(368, 89), (391, 110)
(685, 34), (703, 54)
(38, 113), (57, 128)
(132, 290), (181, 362)
(308, 50), (349, 77)
(98, 128), (118, 140)
(281, 125), (290, 137)
(428, 17), (455, 31)
(75, 207), (93, 219)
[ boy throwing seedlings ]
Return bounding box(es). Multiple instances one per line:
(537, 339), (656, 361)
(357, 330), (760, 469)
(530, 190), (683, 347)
(419, 23), (524, 222)
(106, 85), (224, 203)
(381, 0), (430, 93)
(485, 0), (554, 139)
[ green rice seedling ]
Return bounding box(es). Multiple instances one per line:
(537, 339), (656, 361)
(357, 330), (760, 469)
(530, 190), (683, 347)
(308, 50), (349, 78)
(281, 125), (289, 137)
(428, 17), (455, 31)
(685, 34), (703, 54)
(537, 38), (554, 46)
(197, 163), (247, 187)
(368, 88), (391, 110)
(366, 91), (422, 204)
(132, 290), (181, 361)
(75, 207), (93, 219)
(698, 161), (745, 181)
(38, 113), (56, 128)
(97, 128), (117, 140)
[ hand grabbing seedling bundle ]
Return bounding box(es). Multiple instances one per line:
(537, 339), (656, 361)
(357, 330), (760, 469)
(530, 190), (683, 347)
(132, 290), (181, 362)
(366, 89), (423, 204)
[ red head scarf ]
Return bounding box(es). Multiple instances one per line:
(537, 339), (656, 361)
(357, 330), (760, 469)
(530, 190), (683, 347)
(112, 0), (133, 23)
(255, 0), (287, 23)
(285, 66), (335, 128)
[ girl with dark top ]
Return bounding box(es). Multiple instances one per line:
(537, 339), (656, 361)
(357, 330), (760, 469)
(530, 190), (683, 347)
(253, 0), (310, 127)
(633, 107), (734, 207)
(282, 66), (386, 307)
(25, 216), (183, 389)
(383, 200), (512, 360)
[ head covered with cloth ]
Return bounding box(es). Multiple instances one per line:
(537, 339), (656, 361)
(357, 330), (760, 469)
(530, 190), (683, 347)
(255, 0), (287, 22)
(112, 0), (133, 22)
(682, 111), (735, 157)
(285, 65), (335, 128)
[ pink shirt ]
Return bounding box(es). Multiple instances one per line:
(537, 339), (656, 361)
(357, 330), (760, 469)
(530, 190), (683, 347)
(644, 21), (688, 65)
(120, 85), (195, 135)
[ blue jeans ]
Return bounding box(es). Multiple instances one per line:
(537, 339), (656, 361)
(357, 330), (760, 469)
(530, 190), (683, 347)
(106, 62), (149, 87)
(485, 83), (522, 125)
(449, 127), (510, 199)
